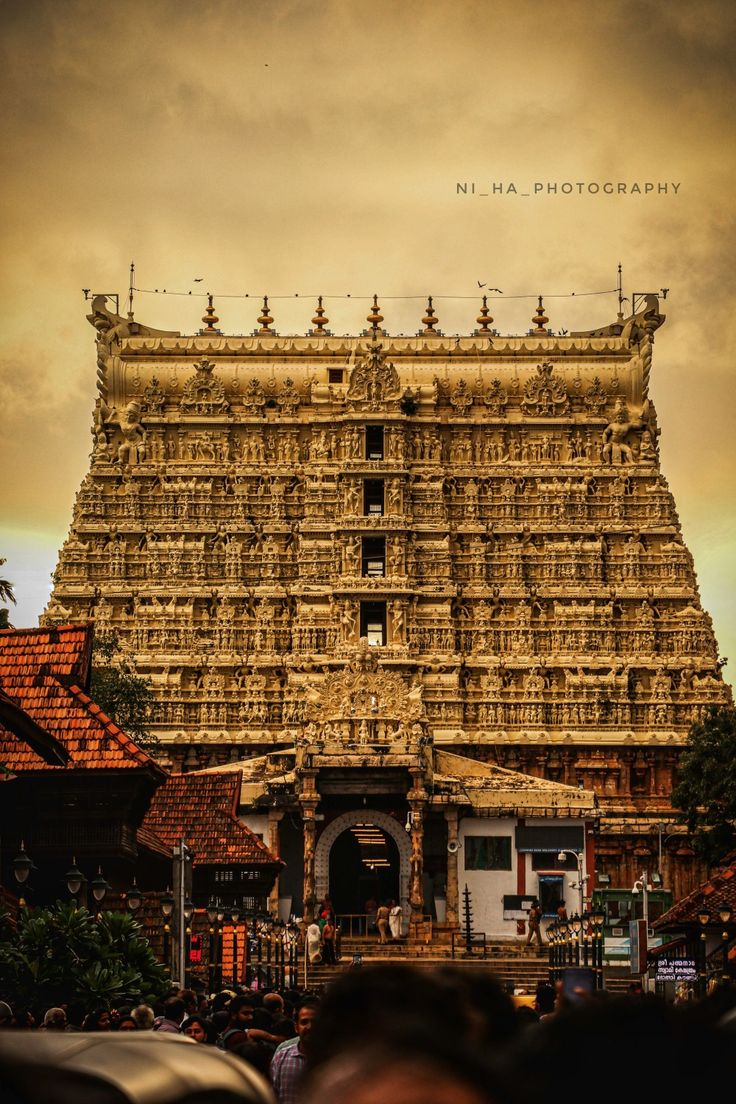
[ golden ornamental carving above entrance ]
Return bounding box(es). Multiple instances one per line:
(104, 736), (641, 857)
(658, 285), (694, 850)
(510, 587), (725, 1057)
(304, 638), (425, 724)
(347, 343), (401, 407)
(179, 359), (230, 415)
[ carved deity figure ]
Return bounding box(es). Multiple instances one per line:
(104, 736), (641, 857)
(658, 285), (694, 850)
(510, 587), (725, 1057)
(117, 402), (146, 466)
(391, 599), (405, 643)
(601, 400), (641, 465)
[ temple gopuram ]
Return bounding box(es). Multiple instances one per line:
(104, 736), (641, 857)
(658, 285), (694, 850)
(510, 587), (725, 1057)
(44, 290), (731, 932)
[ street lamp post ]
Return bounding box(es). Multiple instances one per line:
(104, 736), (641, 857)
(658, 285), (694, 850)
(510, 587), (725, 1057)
(173, 839), (193, 988)
(89, 868), (110, 918)
(12, 842), (36, 907)
(183, 897), (194, 989)
(591, 902), (606, 988)
(231, 905), (241, 988)
(697, 907), (710, 998)
(631, 870), (652, 989)
(557, 849), (587, 953)
(206, 900), (219, 994)
(64, 858), (87, 906)
(632, 871), (650, 933)
(125, 879), (144, 916)
(718, 902), (733, 983)
(161, 890), (174, 971)
(216, 904), (225, 991)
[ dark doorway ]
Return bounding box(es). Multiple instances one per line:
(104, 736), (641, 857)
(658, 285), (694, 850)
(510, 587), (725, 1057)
(360, 601), (386, 646)
(364, 479), (384, 515)
(366, 425), (384, 460)
(537, 874), (565, 918)
(362, 536), (386, 577)
(329, 823), (400, 915)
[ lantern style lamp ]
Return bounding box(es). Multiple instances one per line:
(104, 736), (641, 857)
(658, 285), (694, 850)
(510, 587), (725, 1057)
(90, 868), (110, 904)
(126, 881), (143, 913)
(12, 842), (34, 885)
(65, 858), (86, 899)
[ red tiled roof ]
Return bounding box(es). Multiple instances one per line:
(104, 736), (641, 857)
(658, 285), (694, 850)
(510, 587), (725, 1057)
(0, 623), (91, 687)
(654, 858), (736, 929)
(0, 625), (161, 774)
(136, 823), (173, 859)
(0, 686), (69, 765)
(142, 771), (280, 867)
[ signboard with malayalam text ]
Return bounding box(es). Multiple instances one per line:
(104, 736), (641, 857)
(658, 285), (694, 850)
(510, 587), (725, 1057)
(655, 958), (697, 982)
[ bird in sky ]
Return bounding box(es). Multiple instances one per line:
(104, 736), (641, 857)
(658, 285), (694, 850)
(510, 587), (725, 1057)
(478, 283), (503, 292)
(194, 277), (204, 282)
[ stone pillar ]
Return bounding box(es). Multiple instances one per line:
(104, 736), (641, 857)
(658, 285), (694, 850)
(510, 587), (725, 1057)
(300, 770), (319, 923)
(445, 808), (460, 928)
(408, 772), (427, 920)
(301, 801), (318, 923)
(267, 809), (284, 919)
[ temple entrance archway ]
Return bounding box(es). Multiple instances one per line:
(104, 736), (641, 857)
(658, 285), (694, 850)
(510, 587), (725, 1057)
(315, 809), (410, 933)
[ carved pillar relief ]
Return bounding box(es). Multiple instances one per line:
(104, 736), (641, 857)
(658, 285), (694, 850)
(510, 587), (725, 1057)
(300, 770), (319, 923)
(267, 809), (284, 918)
(445, 808), (460, 928)
(408, 772), (427, 919)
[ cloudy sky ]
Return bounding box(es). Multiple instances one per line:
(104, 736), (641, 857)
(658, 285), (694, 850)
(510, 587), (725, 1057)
(1, 0), (734, 676)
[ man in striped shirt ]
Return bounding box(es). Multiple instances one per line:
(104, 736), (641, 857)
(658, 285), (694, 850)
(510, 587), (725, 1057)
(270, 998), (320, 1104)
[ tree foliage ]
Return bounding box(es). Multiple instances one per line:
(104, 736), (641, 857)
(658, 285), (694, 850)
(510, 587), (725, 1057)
(0, 902), (169, 1014)
(90, 630), (159, 753)
(671, 705), (736, 866)
(0, 557), (16, 628)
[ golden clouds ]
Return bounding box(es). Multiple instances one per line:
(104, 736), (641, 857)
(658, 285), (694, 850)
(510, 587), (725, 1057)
(0, 0), (734, 671)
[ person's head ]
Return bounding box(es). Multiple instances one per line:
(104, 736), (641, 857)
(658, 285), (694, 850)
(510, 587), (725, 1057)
(131, 1004), (155, 1031)
(228, 995), (255, 1028)
(306, 964), (517, 1074)
(263, 992), (284, 1016)
(181, 1014), (212, 1044)
(84, 1008), (112, 1031)
(42, 1008), (67, 1031)
(163, 996), (186, 1025)
(272, 1014), (296, 1040)
(229, 1039), (273, 1078)
(211, 990), (235, 1013)
(295, 998), (320, 1048)
(116, 1016), (137, 1032)
(535, 983), (556, 1016)
(300, 1044), (501, 1104)
(178, 989), (198, 1016)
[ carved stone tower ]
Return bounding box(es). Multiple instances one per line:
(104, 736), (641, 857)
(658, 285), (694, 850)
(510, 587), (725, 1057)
(46, 292), (731, 902)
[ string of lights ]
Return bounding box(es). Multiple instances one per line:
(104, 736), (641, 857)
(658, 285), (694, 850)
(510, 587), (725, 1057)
(131, 286), (619, 301)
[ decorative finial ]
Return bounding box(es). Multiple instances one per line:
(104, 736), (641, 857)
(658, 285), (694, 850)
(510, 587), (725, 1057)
(202, 293), (220, 333)
(366, 294), (384, 332)
(311, 295), (329, 333)
(532, 295), (549, 333)
(422, 296), (439, 332)
(127, 261), (135, 321)
(257, 296), (274, 333)
(476, 295), (494, 333)
(617, 262), (625, 323)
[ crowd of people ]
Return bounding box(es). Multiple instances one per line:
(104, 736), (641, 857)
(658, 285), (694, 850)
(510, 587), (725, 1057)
(2, 964), (736, 1102)
(305, 894), (404, 966)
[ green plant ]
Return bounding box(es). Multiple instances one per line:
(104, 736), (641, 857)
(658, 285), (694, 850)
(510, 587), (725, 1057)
(672, 705), (736, 866)
(90, 630), (159, 753)
(0, 902), (169, 1015)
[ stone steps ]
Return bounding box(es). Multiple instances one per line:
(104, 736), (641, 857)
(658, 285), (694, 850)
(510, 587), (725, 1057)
(305, 942), (634, 995)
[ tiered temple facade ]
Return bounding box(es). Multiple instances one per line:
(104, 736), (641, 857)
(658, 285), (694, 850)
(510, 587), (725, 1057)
(45, 291), (731, 925)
